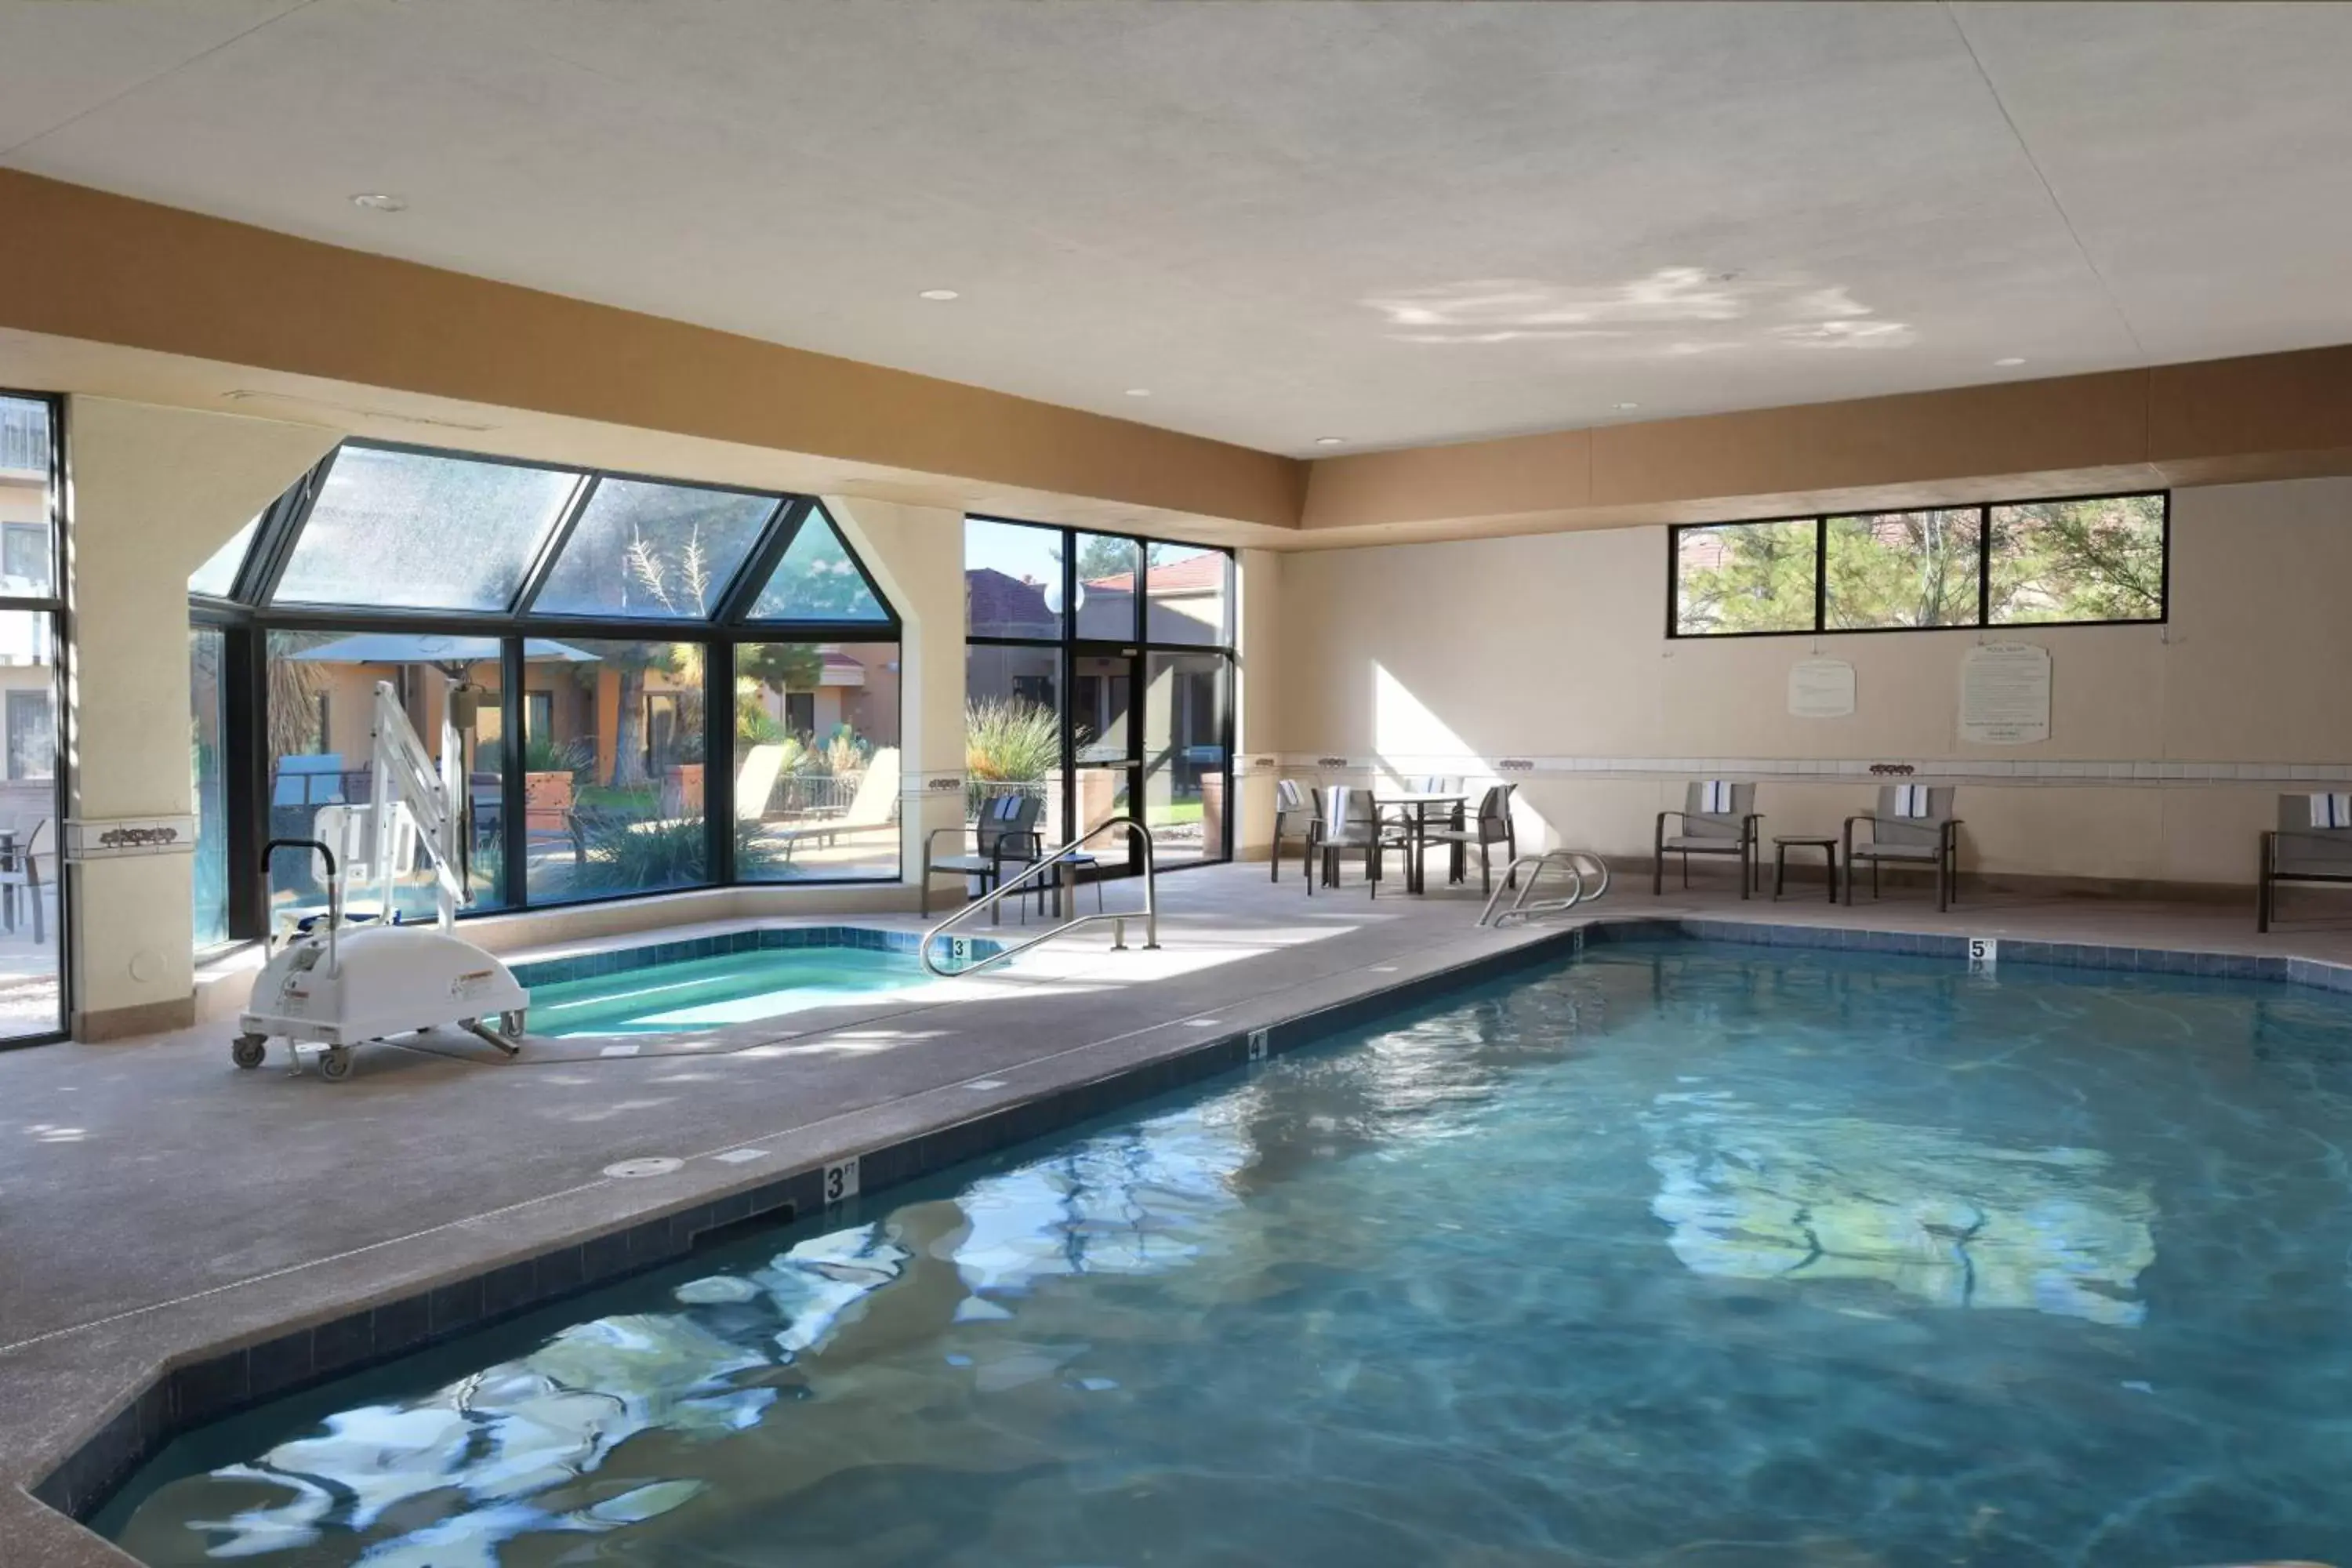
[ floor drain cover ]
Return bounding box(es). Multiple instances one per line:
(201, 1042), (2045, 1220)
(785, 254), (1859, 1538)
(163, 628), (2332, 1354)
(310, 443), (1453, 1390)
(602, 1156), (683, 1179)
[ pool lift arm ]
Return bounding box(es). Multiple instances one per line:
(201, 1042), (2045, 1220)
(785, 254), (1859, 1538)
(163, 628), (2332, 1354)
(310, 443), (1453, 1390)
(232, 677), (530, 1081)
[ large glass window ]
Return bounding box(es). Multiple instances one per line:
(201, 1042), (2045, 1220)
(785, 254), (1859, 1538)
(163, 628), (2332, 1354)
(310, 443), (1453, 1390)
(1990, 495), (2167, 626)
(195, 440), (905, 943)
(272, 446), (580, 611)
(964, 518), (1064, 640)
(1145, 544), (1231, 646)
(524, 639), (706, 906)
(746, 506), (891, 623)
(1673, 520), (1818, 636)
(1073, 533), (1140, 641)
(528, 479), (776, 619)
(966, 517), (1234, 873)
(1671, 492), (2167, 637)
(0, 396), (61, 1043)
(735, 641), (902, 882)
(1824, 508), (1982, 630)
(265, 632), (509, 925)
(191, 628), (230, 949)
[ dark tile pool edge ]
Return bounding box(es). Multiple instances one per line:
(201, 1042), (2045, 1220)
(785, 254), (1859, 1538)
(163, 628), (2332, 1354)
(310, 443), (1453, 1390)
(31, 924), (1582, 1530)
(1582, 913), (2350, 989)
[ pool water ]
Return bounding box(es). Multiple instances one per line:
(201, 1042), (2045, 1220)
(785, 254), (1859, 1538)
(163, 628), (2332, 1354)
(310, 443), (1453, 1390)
(100, 942), (2352, 1565)
(526, 949), (935, 1036)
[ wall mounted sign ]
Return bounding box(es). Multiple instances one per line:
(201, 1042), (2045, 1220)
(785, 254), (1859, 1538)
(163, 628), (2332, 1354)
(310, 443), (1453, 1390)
(1788, 659), (1857, 718)
(1959, 642), (2052, 745)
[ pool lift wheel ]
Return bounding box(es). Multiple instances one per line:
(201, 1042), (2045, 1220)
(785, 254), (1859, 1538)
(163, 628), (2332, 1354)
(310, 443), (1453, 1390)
(234, 674), (529, 1081)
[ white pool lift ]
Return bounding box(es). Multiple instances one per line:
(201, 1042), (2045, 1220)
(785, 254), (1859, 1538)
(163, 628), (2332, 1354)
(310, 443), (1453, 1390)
(234, 677), (528, 1081)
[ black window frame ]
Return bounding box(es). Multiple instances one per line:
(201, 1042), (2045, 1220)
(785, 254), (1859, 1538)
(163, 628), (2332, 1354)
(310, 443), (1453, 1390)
(1666, 488), (2170, 640)
(190, 439), (908, 941)
(0, 388), (71, 1048)
(964, 515), (1237, 869)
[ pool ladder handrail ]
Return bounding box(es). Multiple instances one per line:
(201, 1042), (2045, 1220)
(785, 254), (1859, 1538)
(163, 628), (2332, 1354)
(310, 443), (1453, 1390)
(921, 815), (1160, 978)
(1479, 849), (1613, 927)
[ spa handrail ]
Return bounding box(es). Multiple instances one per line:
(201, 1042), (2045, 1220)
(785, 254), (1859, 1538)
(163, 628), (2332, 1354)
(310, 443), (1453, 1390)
(921, 815), (1160, 978)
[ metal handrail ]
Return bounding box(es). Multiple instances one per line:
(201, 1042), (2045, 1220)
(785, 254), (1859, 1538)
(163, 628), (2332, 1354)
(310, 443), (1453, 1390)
(1479, 848), (1613, 927)
(921, 816), (1160, 978)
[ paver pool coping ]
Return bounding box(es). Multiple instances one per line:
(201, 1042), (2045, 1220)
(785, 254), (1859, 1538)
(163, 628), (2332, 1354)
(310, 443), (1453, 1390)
(26, 913), (2352, 1552)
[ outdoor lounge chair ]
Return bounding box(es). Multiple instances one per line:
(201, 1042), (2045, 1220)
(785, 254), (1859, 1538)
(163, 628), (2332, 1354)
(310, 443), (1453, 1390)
(734, 742), (787, 823)
(1269, 779), (1319, 883)
(1844, 785), (1962, 911)
(1304, 785), (1409, 898)
(2258, 792), (2352, 931)
(920, 792), (1045, 918)
(1655, 781), (1761, 898)
(774, 747), (902, 862)
(0, 814), (49, 944)
(1421, 782), (1519, 894)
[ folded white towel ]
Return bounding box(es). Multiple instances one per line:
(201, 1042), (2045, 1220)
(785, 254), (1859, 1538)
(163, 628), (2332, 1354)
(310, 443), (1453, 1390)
(1700, 779), (1732, 814)
(1893, 784), (1929, 818)
(2311, 793), (2352, 829)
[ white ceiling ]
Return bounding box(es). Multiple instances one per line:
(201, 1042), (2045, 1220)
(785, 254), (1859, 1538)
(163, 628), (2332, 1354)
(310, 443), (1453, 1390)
(5, 2), (2352, 457)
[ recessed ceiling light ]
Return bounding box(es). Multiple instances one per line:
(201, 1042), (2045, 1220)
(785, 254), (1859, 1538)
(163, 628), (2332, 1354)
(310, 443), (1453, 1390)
(1613, 401), (1641, 412)
(349, 192), (406, 212)
(1124, 388), (1152, 397)
(1315, 436), (1346, 446)
(918, 288), (960, 301)
(1994, 357), (2027, 367)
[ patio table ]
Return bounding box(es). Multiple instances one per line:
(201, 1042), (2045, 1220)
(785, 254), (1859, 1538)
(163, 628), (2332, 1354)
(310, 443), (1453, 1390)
(1371, 791), (1468, 895)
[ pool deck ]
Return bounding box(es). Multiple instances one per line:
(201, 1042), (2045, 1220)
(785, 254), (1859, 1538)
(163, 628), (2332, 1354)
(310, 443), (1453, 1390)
(6, 861), (2352, 1563)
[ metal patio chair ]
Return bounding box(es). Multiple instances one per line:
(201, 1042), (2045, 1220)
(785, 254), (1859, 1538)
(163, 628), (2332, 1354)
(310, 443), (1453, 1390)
(1654, 781), (1762, 898)
(1844, 785), (1962, 912)
(921, 791), (1044, 920)
(1304, 785), (1408, 898)
(1270, 779), (1320, 884)
(1421, 782), (1519, 894)
(2259, 792), (2352, 931)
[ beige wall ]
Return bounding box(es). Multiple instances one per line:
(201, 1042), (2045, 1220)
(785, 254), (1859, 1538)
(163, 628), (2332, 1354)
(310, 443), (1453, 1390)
(1276, 476), (2352, 887)
(66, 397), (340, 1032)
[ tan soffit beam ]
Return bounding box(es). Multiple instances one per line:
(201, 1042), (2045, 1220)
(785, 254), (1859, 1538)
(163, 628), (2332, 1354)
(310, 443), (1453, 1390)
(0, 170), (1305, 531)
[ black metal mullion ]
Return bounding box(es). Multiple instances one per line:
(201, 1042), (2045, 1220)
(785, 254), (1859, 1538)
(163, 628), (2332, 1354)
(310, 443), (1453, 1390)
(706, 497), (790, 619)
(223, 622), (267, 942)
(510, 473), (601, 616)
(1977, 503), (1994, 626)
(500, 637), (528, 910)
(1812, 517), (1828, 633)
(717, 496), (814, 625)
(246, 453), (336, 608)
(706, 637), (732, 887)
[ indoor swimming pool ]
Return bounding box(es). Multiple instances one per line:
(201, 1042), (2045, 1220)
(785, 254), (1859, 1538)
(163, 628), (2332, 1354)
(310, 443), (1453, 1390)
(99, 940), (2352, 1564)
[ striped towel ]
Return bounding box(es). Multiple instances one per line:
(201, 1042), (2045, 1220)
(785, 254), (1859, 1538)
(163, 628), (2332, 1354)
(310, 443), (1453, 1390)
(1893, 784), (1931, 818)
(1700, 779), (1733, 814)
(2310, 793), (2352, 829)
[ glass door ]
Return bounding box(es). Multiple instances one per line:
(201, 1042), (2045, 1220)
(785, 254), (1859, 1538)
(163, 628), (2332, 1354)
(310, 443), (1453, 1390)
(1069, 643), (1139, 874)
(1142, 651), (1230, 867)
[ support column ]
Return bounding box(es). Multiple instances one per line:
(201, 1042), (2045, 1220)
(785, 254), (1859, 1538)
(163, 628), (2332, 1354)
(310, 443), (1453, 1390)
(65, 397), (336, 1039)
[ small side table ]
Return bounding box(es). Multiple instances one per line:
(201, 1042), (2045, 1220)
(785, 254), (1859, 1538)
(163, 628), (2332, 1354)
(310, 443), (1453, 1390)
(1773, 836), (1838, 902)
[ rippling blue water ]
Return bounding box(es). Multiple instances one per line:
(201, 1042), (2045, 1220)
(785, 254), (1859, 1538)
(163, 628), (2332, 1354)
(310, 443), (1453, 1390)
(101, 942), (2352, 1566)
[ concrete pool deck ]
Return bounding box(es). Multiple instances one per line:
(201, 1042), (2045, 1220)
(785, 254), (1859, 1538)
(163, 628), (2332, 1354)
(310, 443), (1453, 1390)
(9, 862), (2352, 1563)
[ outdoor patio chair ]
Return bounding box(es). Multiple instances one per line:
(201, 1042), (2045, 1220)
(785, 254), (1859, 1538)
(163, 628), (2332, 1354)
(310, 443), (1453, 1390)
(920, 791), (1045, 919)
(734, 742), (787, 824)
(1269, 779), (1320, 883)
(1844, 785), (1962, 911)
(773, 747), (902, 862)
(1654, 781), (1762, 898)
(1421, 782), (1519, 894)
(2259, 792), (2352, 931)
(1304, 785), (1409, 898)
(0, 814), (49, 944)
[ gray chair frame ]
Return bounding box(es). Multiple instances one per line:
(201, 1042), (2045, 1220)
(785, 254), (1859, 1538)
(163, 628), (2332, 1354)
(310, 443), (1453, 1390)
(1269, 779), (1320, 884)
(920, 793), (1045, 920)
(2258, 794), (2352, 932)
(1421, 782), (1519, 894)
(1303, 786), (1409, 898)
(1654, 782), (1762, 898)
(0, 815), (46, 944)
(1843, 786), (1962, 913)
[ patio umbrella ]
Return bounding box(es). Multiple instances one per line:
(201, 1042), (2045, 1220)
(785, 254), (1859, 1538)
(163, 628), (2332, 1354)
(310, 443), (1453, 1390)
(286, 632), (595, 679)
